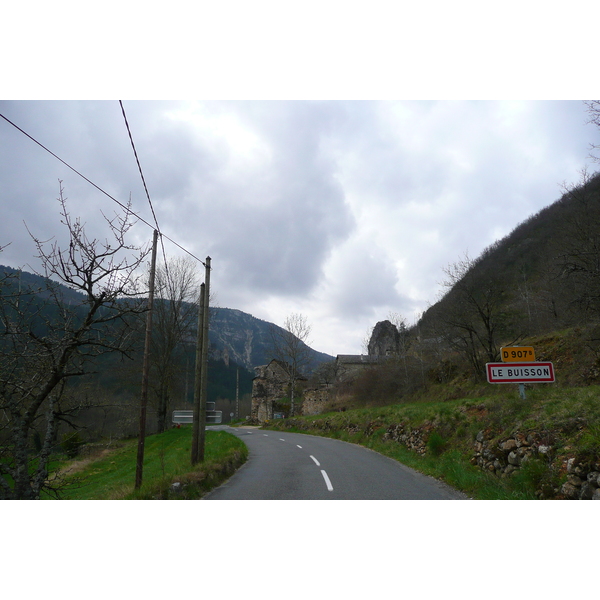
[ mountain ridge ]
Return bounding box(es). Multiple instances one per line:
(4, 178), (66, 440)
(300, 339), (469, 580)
(0, 264), (334, 373)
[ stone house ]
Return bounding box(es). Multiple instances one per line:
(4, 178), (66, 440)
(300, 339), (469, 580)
(251, 359), (307, 422)
(335, 354), (381, 382)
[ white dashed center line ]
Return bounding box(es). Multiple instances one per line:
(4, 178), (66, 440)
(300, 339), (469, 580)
(297, 445), (302, 449)
(279, 438), (285, 442)
(310, 455), (320, 466)
(321, 470), (334, 491)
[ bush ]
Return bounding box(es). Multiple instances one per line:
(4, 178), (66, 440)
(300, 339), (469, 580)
(427, 432), (447, 456)
(61, 431), (85, 458)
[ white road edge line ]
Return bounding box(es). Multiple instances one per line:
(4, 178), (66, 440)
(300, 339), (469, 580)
(310, 455), (320, 466)
(321, 470), (333, 492)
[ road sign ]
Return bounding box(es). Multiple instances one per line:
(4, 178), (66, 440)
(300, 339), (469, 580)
(172, 410), (194, 424)
(206, 411), (222, 424)
(500, 346), (535, 362)
(173, 405), (217, 423)
(486, 362), (555, 383)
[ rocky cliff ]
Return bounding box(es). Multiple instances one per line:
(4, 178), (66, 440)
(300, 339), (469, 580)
(209, 307), (333, 372)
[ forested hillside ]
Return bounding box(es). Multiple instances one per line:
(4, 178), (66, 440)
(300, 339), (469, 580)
(0, 264), (331, 438)
(338, 170), (600, 408)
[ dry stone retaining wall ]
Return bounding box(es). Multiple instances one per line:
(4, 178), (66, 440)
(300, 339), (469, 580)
(472, 429), (600, 499)
(383, 422), (600, 500)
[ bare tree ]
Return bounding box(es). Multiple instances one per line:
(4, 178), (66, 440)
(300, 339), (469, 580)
(434, 252), (516, 374)
(556, 168), (600, 316)
(150, 256), (199, 433)
(0, 183), (149, 499)
(585, 100), (600, 163)
(269, 313), (312, 417)
(387, 311), (412, 382)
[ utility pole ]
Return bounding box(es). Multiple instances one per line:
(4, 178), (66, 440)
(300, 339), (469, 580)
(191, 256), (211, 464)
(235, 366), (239, 420)
(191, 282), (205, 465)
(198, 256), (211, 462)
(135, 229), (158, 490)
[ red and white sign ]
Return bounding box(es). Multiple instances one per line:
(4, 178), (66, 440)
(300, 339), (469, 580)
(486, 362), (555, 383)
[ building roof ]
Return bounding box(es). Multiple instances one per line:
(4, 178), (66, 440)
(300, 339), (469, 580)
(336, 354), (381, 365)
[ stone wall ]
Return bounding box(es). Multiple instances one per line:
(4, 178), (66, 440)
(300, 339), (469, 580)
(383, 421), (600, 500)
(302, 387), (331, 416)
(472, 429), (600, 500)
(251, 360), (289, 422)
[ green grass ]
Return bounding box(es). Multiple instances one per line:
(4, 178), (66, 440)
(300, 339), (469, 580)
(47, 427), (247, 500)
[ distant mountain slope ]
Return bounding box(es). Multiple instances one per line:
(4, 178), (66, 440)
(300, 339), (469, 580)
(0, 265), (87, 305)
(209, 307), (334, 373)
(0, 264), (334, 374)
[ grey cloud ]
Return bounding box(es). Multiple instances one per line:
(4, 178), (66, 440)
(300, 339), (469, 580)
(1, 100), (599, 355)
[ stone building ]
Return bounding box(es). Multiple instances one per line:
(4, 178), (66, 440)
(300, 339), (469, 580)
(335, 354), (381, 381)
(250, 320), (401, 420)
(251, 359), (307, 422)
(302, 385), (332, 415)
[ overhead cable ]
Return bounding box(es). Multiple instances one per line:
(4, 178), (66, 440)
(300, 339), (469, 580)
(0, 111), (206, 267)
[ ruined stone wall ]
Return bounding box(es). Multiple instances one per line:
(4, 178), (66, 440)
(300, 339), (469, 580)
(251, 360), (290, 422)
(302, 387), (331, 416)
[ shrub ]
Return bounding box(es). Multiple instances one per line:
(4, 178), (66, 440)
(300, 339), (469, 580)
(61, 431), (85, 459)
(427, 432), (447, 456)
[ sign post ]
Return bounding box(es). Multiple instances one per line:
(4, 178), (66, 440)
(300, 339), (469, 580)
(488, 346), (553, 399)
(486, 362), (555, 383)
(500, 346), (536, 362)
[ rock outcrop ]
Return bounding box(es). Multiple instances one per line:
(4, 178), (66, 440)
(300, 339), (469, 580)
(367, 320), (400, 357)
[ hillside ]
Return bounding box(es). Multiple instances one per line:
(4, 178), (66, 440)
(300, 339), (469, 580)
(415, 170), (600, 376)
(208, 306), (333, 372)
(0, 265), (333, 372)
(0, 264), (333, 434)
(321, 170), (600, 412)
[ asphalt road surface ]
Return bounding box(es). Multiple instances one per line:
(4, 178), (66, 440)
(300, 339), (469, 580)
(204, 426), (468, 500)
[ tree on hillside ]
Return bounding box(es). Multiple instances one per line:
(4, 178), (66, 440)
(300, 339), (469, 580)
(556, 169), (600, 317)
(387, 312), (412, 382)
(433, 252), (517, 374)
(150, 257), (199, 433)
(269, 313), (312, 417)
(0, 184), (149, 499)
(585, 100), (600, 163)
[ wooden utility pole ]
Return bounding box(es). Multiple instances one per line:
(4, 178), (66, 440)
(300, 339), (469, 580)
(191, 282), (205, 466)
(235, 367), (239, 420)
(191, 256), (211, 464)
(198, 256), (211, 461)
(135, 229), (158, 490)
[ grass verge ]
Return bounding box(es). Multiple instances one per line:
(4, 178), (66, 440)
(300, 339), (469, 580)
(47, 427), (247, 500)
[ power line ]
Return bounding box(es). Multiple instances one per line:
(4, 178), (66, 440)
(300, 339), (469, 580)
(119, 100), (171, 285)
(0, 111), (206, 268)
(118, 101), (162, 236)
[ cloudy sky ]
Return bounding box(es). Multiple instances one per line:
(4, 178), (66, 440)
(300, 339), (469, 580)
(1, 99), (599, 357)
(4, 1), (599, 584)
(2, 3), (599, 359)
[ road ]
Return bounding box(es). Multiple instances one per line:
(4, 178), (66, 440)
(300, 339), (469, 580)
(204, 426), (468, 500)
